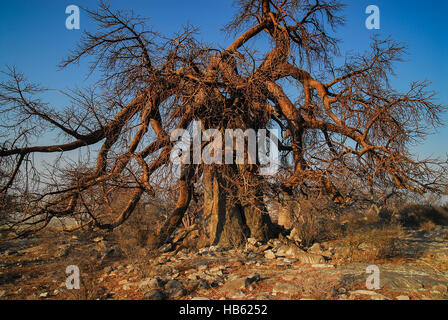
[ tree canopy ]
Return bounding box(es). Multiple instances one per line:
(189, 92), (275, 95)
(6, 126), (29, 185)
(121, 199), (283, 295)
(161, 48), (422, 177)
(1, 0), (446, 245)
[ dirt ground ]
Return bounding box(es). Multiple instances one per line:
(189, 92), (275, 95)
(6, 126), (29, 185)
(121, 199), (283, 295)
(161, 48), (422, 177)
(1, 220), (448, 300)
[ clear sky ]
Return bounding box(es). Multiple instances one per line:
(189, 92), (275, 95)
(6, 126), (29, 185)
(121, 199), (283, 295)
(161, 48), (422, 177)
(1, 0), (447, 160)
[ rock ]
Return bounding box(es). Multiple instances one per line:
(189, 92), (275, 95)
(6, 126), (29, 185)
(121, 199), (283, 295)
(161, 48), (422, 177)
(245, 274), (261, 287)
(209, 265), (225, 272)
(257, 244), (272, 252)
(198, 280), (211, 290)
(298, 253), (325, 265)
(103, 266), (113, 273)
(311, 264), (334, 268)
(191, 297), (210, 300)
(0, 290), (6, 298)
(276, 244), (305, 258)
(102, 246), (126, 261)
(308, 243), (322, 253)
(349, 290), (389, 300)
(145, 277), (164, 289)
(93, 236), (104, 243)
(187, 274), (199, 280)
(272, 282), (299, 295)
(39, 292), (48, 298)
(222, 275), (261, 292)
(431, 284), (447, 295)
(396, 295), (410, 300)
(165, 279), (182, 290)
(198, 265), (208, 271)
(199, 247), (210, 254)
(247, 238), (258, 245)
(144, 289), (165, 300)
(264, 250), (276, 259)
(169, 288), (187, 299)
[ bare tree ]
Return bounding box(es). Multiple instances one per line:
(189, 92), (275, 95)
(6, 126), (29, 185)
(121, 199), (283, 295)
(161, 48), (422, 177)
(1, 0), (447, 247)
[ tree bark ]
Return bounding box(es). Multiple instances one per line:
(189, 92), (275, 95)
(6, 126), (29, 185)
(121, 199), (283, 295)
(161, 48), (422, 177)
(277, 192), (296, 229)
(203, 166), (276, 247)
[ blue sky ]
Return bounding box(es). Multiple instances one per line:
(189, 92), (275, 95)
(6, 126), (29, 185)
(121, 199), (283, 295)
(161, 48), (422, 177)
(0, 0), (447, 160)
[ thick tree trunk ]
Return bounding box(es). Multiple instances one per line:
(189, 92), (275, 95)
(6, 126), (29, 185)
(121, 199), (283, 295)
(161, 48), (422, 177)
(203, 166), (275, 247)
(277, 192), (296, 229)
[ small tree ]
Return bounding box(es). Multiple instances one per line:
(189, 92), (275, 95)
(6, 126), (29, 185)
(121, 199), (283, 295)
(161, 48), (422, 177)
(0, 0), (447, 247)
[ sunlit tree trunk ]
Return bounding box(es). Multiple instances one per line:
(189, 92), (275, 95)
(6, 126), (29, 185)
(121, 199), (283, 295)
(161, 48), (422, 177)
(203, 166), (275, 247)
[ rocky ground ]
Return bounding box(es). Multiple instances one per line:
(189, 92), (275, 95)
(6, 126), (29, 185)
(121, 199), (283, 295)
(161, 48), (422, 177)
(1, 224), (448, 300)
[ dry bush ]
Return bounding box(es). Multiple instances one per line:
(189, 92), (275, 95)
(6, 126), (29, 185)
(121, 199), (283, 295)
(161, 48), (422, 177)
(65, 258), (106, 300)
(341, 221), (403, 263)
(397, 204), (448, 228)
(379, 203), (448, 228)
(288, 195), (343, 247)
(297, 271), (341, 299)
(114, 196), (173, 255)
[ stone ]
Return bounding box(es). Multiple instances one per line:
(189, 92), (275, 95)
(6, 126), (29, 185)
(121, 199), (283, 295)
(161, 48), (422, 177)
(147, 277), (164, 289)
(187, 274), (199, 280)
(431, 284), (447, 294)
(264, 250), (276, 259)
(221, 275), (261, 293)
(276, 244), (306, 258)
(198, 280), (211, 290)
(103, 266), (113, 273)
(272, 282), (299, 295)
(165, 279), (182, 290)
(93, 236), (104, 243)
(191, 297), (210, 300)
(349, 290), (389, 300)
(102, 246), (126, 261)
(244, 274), (261, 287)
(311, 264), (334, 268)
(144, 289), (165, 300)
(308, 243), (322, 253)
(396, 295), (410, 300)
(298, 253), (325, 265)
(169, 288), (187, 299)
(247, 238), (258, 245)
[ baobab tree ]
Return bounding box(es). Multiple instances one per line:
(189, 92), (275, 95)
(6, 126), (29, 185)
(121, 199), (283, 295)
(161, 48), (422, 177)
(1, 0), (447, 248)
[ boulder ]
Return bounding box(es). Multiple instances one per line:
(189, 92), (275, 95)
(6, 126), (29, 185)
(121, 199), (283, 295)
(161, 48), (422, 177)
(144, 289), (165, 300)
(264, 250), (276, 259)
